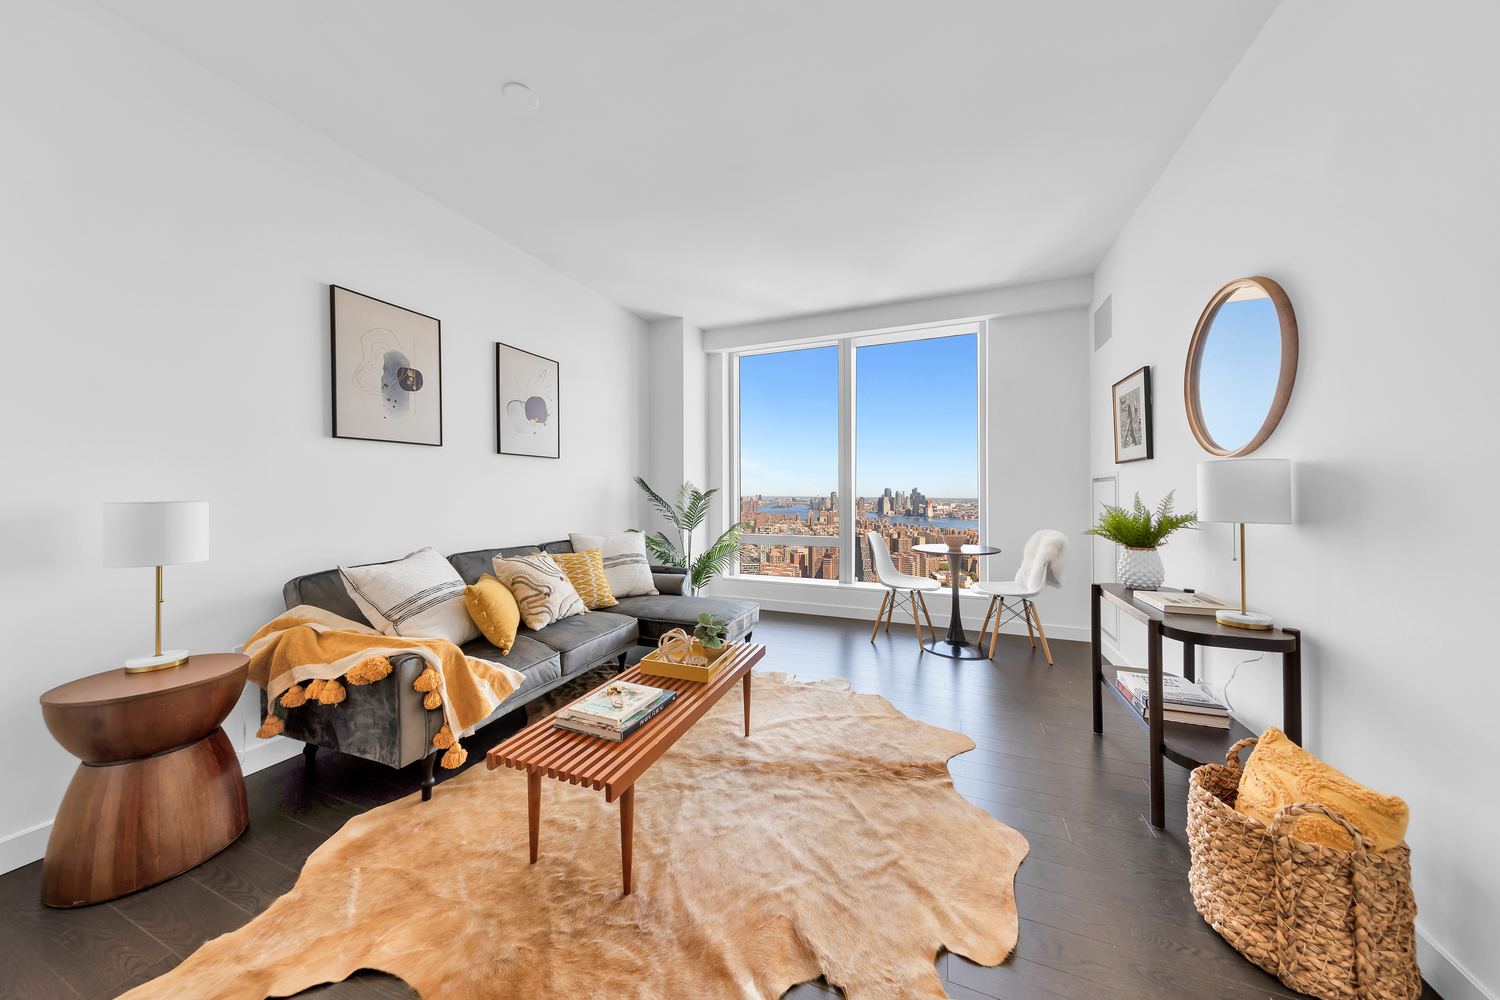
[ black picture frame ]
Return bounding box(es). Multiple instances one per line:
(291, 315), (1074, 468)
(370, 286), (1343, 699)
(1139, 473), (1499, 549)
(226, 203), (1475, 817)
(330, 285), (443, 446)
(495, 342), (560, 459)
(1112, 365), (1153, 463)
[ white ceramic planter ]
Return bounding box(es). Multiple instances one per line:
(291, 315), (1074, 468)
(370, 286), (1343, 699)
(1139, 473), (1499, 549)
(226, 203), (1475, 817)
(1118, 547), (1165, 590)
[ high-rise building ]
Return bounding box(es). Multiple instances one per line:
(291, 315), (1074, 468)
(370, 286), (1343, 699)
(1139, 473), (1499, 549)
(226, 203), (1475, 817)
(883, 487), (892, 498)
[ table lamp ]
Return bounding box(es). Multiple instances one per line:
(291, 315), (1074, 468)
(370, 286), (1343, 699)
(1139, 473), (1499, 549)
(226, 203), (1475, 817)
(1196, 459), (1290, 630)
(104, 501), (210, 672)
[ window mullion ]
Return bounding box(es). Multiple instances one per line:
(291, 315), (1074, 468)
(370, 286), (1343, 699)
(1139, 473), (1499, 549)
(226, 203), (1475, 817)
(838, 339), (855, 584)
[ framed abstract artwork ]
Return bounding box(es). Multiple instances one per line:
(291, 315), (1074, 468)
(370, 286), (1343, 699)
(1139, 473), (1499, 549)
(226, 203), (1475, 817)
(496, 342), (560, 458)
(1112, 365), (1153, 463)
(330, 285), (442, 446)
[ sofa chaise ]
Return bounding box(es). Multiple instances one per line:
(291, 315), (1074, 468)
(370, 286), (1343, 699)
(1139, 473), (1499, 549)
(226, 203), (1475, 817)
(264, 539), (758, 798)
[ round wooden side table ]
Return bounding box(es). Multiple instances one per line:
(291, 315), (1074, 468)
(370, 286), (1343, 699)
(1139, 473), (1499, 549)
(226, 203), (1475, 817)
(39, 653), (250, 907)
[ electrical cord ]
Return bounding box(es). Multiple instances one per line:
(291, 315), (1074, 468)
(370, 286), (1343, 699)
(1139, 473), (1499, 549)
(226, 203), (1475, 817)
(1214, 652), (1263, 717)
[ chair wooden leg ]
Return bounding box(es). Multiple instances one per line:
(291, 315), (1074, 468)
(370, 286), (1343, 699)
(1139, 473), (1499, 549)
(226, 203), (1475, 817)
(1030, 602), (1053, 665)
(1023, 600), (1037, 647)
(989, 598), (1003, 659)
(908, 592), (925, 652)
(916, 590), (936, 644)
(870, 591), (890, 643)
(979, 596), (996, 639)
(884, 588), (896, 632)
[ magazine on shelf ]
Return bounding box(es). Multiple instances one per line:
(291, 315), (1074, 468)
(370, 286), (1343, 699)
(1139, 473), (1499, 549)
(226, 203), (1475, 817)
(561, 680), (671, 727)
(1114, 674), (1232, 728)
(1114, 670), (1228, 716)
(1132, 591), (1236, 615)
(554, 689), (678, 742)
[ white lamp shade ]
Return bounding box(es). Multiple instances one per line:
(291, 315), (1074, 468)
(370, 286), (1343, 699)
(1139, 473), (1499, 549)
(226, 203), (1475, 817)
(103, 501), (210, 567)
(1196, 459), (1291, 524)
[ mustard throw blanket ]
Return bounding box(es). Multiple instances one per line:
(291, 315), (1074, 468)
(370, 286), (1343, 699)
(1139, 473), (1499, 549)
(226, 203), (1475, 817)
(247, 605), (525, 768)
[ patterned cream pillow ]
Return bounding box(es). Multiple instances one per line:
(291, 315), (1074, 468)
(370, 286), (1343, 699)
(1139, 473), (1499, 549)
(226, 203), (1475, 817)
(551, 549), (617, 609)
(490, 552), (587, 630)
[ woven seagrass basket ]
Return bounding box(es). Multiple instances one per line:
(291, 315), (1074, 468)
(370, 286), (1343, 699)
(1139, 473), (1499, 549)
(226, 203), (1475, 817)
(1187, 738), (1420, 1000)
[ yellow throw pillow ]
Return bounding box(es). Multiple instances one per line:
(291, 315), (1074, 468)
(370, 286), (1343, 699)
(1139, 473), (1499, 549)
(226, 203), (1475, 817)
(551, 548), (618, 610)
(1236, 727), (1408, 852)
(462, 574), (521, 654)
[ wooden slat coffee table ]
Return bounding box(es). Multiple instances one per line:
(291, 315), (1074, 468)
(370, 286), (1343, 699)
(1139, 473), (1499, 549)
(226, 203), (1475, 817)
(487, 642), (766, 895)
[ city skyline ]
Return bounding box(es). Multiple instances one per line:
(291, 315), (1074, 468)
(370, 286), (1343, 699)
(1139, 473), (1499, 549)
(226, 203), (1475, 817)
(738, 333), (979, 496)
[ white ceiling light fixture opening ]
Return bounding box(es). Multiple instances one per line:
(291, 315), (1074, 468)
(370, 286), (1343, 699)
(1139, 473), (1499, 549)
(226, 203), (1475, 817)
(502, 82), (539, 111)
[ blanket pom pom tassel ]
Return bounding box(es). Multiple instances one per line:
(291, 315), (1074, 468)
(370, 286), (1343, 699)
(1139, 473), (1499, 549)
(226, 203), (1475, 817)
(304, 679), (328, 701)
(432, 724), (454, 750)
(441, 739), (467, 769)
(423, 689), (443, 710)
(317, 679), (346, 705)
(345, 656), (391, 686)
(255, 713), (283, 739)
(414, 667), (441, 693)
(279, 684), (306, 708)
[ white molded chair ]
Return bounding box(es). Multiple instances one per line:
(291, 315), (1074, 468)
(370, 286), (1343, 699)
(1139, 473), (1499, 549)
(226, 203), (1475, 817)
(866, 530), (940, 651)
(974, 529), (1069, 664)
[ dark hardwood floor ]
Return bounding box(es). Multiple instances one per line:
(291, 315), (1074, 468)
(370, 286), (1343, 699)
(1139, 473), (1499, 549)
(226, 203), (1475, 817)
(1, 610), (1440, 1000)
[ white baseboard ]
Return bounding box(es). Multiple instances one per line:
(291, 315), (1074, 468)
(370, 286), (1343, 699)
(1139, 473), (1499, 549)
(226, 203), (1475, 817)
(709, 578), (1090, 643)
(238, 734), (307, 774)
(1417, 924), (1496, 1000)
(0, 820), (53, 876)
(0, 735), (310, 877)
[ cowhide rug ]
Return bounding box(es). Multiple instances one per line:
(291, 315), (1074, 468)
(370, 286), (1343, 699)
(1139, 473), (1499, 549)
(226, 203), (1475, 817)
(124, 672), (1029, 1000)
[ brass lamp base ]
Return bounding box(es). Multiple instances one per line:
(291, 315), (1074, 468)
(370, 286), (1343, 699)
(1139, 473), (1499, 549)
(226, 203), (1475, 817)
(1216, 610), (1273, 631)
(126, 650), (190, 673)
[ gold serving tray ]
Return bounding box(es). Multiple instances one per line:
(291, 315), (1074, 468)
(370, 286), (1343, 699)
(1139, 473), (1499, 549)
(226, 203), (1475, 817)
(637, 644), (731, 683)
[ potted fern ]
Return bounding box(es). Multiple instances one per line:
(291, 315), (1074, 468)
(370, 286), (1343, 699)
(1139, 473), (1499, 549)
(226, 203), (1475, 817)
(1084, 491), (1198, 590)
(632, 477), (749, 597)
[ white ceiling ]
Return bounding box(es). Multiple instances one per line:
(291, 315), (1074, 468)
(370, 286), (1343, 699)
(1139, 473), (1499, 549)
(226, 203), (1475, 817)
(95, 1), (1278, 329)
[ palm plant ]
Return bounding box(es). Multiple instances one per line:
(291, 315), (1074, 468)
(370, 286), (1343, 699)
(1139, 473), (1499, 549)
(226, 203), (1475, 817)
(1085, 491), (1198, 548)
(632, 477), (750, 594)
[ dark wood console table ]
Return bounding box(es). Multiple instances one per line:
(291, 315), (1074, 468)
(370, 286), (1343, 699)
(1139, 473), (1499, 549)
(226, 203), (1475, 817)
(1091, 583), (1301, 828)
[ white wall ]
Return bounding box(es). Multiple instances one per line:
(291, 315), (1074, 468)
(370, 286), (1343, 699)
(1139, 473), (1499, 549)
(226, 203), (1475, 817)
(1089, 3), (1499, 998)
(644, 318), (708, 556)
(985, 308), (1092, 632)
(0, 0), (646, 872)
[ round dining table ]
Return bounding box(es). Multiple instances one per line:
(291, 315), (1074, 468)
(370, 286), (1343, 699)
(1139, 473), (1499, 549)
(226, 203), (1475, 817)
(911, 543), (1002, 659)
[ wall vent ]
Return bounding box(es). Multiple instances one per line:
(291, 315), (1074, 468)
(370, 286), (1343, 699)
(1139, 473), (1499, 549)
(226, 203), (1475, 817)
(1093, 295), (1113, 351)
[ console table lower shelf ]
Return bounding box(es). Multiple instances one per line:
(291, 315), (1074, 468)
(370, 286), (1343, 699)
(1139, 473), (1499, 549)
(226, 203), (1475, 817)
(1091, 584), (1301, 828)
(487, 642), (766, 895)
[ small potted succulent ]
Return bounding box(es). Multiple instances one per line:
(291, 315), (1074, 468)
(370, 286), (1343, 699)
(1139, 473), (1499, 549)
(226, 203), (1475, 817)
(692, 613), (730, 663)
(1085, 491), (1198, 590)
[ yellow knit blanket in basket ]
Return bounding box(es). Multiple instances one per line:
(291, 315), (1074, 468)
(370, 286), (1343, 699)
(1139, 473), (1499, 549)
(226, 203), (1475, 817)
(246, 605), (525, 768)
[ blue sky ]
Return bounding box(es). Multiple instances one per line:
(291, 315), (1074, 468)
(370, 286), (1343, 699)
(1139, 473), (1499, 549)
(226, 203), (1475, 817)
(1199, 298), (1281, 450)
(739, 334), (978, 497)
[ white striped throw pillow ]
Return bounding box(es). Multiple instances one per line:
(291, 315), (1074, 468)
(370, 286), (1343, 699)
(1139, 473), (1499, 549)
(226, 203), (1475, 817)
(338, 547), (480, 646)
(568, 532), (659, 597)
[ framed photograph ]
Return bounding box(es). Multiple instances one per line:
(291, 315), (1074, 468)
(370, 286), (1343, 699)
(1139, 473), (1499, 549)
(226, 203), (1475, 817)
(1112, 365), (1153, 463)
(496, 343), (560, 459)
(330, 285), (442, 446)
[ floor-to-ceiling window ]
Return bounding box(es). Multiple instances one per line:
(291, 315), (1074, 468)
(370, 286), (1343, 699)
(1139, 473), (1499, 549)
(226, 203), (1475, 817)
(734, 325), (980, 584)
(854, 331), (979, 586)
(736, 344), (842, 580)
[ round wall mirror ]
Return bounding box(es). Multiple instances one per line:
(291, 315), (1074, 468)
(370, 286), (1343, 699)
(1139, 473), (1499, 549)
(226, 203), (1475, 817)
(1185, 276), (1298, 456)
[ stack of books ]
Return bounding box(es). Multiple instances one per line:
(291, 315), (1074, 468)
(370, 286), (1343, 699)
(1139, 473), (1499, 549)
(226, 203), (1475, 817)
(1133, 591), (1235, 615)
(554, 679), (677, 742)
(1115, 669), (1230, 729)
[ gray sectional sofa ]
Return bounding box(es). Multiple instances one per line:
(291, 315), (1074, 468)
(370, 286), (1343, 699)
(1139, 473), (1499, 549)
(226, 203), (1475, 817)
(264, 539), (758, 798)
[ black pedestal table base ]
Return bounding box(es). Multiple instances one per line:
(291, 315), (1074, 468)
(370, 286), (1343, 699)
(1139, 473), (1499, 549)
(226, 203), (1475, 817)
(922, 638), (992, 660)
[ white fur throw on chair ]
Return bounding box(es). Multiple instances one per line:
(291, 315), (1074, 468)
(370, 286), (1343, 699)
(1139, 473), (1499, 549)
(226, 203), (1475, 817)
(1016, 530), (1069, 591)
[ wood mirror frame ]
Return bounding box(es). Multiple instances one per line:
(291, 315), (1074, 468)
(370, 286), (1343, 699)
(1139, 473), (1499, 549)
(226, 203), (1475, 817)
(1184, 276), (1298, 457)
